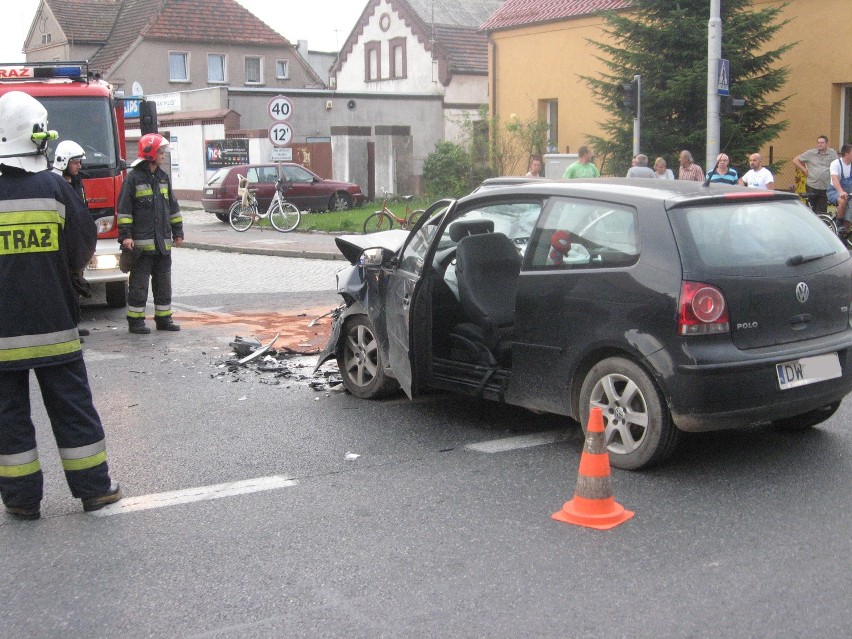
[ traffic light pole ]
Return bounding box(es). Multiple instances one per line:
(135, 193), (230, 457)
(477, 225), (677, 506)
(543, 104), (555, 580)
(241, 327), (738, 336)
(706, 0), (721, 172)
(633, 74), (641, 156)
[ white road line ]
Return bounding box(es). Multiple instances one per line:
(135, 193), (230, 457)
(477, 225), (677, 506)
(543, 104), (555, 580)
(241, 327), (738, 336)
(89, 475), (298, 517)
(465, 430), (573, 454)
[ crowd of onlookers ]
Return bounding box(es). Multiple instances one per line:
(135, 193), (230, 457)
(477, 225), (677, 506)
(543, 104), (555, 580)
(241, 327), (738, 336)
(523, 136), (852, 233)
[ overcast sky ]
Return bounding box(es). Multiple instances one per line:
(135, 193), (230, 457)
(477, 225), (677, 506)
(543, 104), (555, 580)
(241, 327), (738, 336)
(0, 0), (364, 62)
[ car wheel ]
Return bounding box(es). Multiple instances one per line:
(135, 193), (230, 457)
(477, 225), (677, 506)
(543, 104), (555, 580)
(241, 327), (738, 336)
(772, 400), (841, 431)
(105, 281), (127, 308)
(579, 357), (679, 470)
(215, 212), (229, 223)
(337, 315), (398, 399)
(330, 192), (352, 211)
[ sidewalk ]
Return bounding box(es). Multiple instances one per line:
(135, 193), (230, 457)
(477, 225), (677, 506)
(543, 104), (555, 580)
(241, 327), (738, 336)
(178, 205), (346, 261)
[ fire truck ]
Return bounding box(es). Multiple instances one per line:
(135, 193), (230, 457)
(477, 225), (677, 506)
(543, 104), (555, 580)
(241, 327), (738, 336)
(0, 61), (129, 307)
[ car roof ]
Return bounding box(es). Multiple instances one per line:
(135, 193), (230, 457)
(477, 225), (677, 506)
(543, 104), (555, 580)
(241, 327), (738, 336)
(460, 177), (802, 208)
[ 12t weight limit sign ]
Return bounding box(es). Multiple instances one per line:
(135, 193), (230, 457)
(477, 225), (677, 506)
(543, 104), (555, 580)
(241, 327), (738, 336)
(269, 122), (294, 147)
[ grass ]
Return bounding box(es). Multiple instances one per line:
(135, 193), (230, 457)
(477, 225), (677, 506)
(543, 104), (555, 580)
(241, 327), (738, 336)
(298, 200), (431, 233)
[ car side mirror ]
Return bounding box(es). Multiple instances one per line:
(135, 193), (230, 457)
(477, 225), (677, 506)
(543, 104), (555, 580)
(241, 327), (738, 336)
(118, 158), (127, 171)
(361, 247), (397, 268)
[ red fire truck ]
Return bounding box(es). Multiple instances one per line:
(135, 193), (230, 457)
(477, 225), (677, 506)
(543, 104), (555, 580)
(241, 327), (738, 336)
(0, 61), (129, 307)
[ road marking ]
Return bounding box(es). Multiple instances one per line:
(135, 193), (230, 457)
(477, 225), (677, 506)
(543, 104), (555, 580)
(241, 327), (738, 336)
(88, 475), (298, 517)
(465, 430), (574, 454)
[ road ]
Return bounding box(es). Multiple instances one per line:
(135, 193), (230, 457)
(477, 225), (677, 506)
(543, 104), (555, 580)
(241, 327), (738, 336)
(2, 248), (852, 638)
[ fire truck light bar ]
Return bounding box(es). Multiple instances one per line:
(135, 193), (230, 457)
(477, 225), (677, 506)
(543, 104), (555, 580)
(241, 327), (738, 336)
(0, 61), (88, 82)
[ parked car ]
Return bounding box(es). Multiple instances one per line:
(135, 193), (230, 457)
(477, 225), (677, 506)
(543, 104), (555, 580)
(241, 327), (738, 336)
(202, 163), (364, 220)
(316, 179), (852, 470)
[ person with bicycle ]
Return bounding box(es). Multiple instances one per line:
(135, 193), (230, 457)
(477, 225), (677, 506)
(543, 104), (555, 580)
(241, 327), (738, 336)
(117, 133), (183, 334)
(792, 135), (837, 214)
(827, 144), (852, 235)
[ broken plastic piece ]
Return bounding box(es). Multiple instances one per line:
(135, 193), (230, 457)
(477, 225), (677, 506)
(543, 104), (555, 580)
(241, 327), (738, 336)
(237, 333), (281, 365)
(344, 452), (360, 461)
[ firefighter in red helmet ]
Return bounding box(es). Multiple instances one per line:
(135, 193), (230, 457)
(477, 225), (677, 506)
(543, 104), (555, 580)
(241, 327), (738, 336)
(116, 133), (184, 334)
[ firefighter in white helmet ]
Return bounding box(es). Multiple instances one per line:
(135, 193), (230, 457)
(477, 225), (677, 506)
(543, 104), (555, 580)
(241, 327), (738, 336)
(0, 91), (121, 519)
(52, 139), (87, 203)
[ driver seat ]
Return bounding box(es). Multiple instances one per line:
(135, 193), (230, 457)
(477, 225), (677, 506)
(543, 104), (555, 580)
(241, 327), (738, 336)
(451, 231), (521, 365)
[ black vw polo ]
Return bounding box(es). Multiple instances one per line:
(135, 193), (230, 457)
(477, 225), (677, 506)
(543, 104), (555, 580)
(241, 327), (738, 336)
(318, 179), (852, 469)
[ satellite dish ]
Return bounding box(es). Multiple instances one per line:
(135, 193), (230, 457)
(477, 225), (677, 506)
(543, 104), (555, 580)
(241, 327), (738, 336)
(132, 81), (143, 97)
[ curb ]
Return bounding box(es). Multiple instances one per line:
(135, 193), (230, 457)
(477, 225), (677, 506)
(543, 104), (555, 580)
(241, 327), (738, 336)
(180, 241), (345, 261)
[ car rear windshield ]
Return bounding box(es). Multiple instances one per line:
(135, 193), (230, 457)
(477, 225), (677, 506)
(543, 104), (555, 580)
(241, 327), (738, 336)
(206, 168), (229, 186)
(669, 199), (846, 275)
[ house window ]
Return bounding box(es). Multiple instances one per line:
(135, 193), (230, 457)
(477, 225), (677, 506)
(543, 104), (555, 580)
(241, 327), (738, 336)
(245, 56), (262, 84)
(169, 52), (189, 82)
(276, 60), (289, 80)
(540, 99), (558, 152)
(364, 41), (381, 82)
(389, 38), (406, 79)
(207, 54), (225, 83)
(41, 33), (52, 44)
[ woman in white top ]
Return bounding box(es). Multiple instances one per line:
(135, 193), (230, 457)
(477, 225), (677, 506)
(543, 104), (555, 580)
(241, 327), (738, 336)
(653, 157), (674, 179)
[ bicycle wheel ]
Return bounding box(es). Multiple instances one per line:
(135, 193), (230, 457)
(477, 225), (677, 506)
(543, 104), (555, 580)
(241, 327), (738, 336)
(363, 212), (394, 234)
(406, 209), (425, 228)
(229, 200), (255, 232)
(816, 213), (837, 234)
(269, 200), (301, 232)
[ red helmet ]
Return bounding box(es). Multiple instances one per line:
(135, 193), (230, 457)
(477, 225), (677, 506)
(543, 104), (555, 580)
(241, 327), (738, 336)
(137, 133), (169, 161)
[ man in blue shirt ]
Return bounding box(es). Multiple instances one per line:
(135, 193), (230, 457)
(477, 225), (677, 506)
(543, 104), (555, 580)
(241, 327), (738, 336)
(706, 153), (738, 185)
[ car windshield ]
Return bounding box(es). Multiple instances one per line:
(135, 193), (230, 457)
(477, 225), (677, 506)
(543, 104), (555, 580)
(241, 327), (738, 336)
(40, 96), (117, 168)
(669, 199), (844, 274)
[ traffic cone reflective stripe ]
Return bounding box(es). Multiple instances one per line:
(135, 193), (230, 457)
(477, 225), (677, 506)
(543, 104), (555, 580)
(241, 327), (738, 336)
(552, 406), (634, 530)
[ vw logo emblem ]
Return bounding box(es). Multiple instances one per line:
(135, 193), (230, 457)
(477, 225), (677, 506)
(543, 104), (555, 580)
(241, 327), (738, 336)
(796, 282), (809, 303)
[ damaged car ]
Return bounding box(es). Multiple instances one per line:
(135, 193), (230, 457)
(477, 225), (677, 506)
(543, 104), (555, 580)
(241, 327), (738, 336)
(316, 180), (852, 469)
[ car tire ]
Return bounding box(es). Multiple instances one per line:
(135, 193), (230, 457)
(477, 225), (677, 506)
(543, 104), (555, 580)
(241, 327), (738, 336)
(337, 315), (398, 399)
(772, 400), (841, 431)
(105, 281), (127, 308)
(579, 357), (679, 470)
(215, 212), (229, 223)
(330, 192), (352, 211)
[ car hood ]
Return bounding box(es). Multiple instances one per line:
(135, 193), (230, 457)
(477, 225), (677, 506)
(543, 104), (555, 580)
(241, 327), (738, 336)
(335, 230), (410, 264)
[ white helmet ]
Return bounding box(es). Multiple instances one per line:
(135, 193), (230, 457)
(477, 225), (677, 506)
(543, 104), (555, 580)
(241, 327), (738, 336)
(53, 140), (86, 171)
(0, 91), (57, 172)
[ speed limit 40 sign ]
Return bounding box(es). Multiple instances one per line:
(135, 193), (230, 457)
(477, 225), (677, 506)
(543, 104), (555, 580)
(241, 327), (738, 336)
(269, 122), (294, 147)
(268, 96), (293, 121)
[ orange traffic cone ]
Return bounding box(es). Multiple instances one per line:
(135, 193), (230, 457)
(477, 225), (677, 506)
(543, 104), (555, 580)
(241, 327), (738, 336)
(552, 407), (634, 530)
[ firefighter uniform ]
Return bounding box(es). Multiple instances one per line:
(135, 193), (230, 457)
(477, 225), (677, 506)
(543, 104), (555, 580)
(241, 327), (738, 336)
(0, 168), (113, 510)
(117, 162), (183, 326)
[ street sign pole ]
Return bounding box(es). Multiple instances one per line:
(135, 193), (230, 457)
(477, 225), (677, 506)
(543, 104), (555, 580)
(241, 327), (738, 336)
(706, 0), (722, 172)
(633, 74), (641, 156)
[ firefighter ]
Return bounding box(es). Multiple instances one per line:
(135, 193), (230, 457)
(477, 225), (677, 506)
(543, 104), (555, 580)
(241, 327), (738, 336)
(117, 133), (184, 334)
(52, 139), (91, 337)
(0, 91), (121, 520)
(52, 139), (87, 203)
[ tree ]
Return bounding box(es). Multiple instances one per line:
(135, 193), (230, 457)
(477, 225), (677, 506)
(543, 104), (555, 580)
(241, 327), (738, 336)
(582, 0), (794, 177)
(422, 141), (472, 199)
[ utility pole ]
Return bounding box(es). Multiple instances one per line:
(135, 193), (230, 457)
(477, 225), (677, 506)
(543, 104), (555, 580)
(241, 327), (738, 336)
(633, 74), (641, 156)
(706, 0), (722, 172)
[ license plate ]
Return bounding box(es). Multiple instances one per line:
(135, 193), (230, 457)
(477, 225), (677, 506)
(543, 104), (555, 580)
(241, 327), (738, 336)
(776, 353), (842, 390)
(205, 189), (213, 195)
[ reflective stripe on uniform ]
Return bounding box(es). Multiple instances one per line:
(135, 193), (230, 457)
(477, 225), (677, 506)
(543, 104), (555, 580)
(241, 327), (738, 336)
(0, 328), (81, 362)
(0, 198), (67, 220)
(159, 186), (169, 197)
(0, 209), (65, 256)
(154, 306), (172, 317)
(117, 215), (133, 225)
(135, 184), (153, 198)
(59, 439), (106, 471)
(170, 215), (183, 224)
(0, 448), (41, 478)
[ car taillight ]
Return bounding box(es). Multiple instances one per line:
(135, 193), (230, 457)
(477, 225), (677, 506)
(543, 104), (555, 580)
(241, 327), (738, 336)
(678, 281), (729, 335)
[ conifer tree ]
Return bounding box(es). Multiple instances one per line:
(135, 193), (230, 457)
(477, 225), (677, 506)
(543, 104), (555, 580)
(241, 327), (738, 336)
(582, 0), (793, 177)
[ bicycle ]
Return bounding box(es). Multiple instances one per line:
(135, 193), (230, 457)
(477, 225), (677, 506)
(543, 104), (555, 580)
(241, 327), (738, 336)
(229, 173), (301, 233)
(800, 191), (851, 247)
(362, 188), (425, 233)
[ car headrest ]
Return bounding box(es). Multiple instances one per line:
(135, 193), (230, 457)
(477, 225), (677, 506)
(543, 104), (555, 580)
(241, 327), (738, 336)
(449, 219), (495, 242)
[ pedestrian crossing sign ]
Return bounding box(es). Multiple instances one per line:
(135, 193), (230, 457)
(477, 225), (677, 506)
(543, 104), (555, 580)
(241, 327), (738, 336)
(717, 59), (730, 96)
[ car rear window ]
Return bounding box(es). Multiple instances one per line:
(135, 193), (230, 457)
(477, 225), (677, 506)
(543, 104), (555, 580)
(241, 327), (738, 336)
(206, 168), (229, 186)
(669, 199), (846, 274)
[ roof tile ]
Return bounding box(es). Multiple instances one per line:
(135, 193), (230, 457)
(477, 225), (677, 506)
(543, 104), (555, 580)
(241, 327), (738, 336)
(480, 0), (631, 30)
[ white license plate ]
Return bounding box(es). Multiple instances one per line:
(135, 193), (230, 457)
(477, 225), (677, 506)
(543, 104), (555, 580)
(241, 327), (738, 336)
(776, 353), (842, 390)
(205, 189), (213, 195)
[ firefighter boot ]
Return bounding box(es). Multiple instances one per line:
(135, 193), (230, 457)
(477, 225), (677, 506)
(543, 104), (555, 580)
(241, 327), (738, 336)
(127, 318), (151, 334)
(82, 481), (122, 512)
(155, 317), (181, 331)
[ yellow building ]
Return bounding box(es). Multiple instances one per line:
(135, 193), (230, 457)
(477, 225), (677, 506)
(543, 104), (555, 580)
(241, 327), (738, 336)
(482, 0), (852, 184)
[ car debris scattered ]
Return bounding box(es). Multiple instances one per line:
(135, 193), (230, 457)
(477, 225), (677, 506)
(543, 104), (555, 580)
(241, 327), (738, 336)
(210, 334), (343, 391)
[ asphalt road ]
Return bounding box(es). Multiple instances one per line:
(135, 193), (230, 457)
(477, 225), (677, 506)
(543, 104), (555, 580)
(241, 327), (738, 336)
(2, 249), (851, 638)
